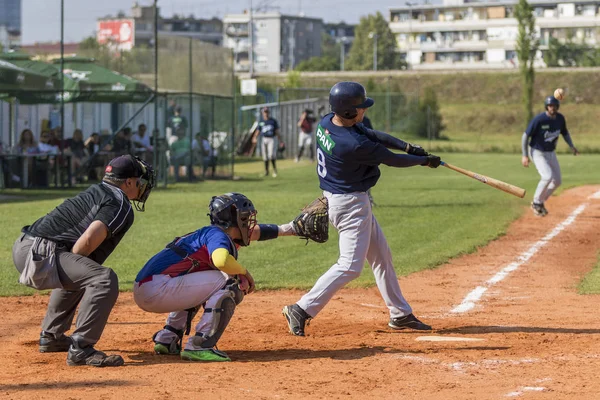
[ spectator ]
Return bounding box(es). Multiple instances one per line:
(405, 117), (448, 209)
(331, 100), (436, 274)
(66, 129), (87, 183)
(38, 131), (59, 154)
(84, 133), (111, 181)
(113, 129), (133, 155)
(296, 109), (316, 162)
(49, 126), (66, 151)
(193, 133), (217, 179)
(15, 129), (39, 154)
(170, 131), (195, 182)
(132, 124), (152, 152)
(168, 107), (188, 139)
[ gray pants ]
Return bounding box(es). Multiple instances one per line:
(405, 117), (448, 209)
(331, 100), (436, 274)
(12, 234), (119, 347)
(530, 148), (562, 204)
(297, 191), (412, 319)
(261, 137), (276, 161)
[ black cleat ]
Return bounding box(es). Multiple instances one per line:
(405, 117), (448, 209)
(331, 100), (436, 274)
(66, 344), (124, 367)
(282, 304), (312, 336)
(388, 314), (432, 331)
(531, 202), (546, 217)
(39, 331), (72, 353)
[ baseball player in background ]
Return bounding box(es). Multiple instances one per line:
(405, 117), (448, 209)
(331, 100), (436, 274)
(12, 155), (155, 367)
(133, 193), (299, 362)
(296, 109), (316, 162)
(282, 81), (441, 336)
(252, 107), (284, 177)
(522, 95), (579, 216)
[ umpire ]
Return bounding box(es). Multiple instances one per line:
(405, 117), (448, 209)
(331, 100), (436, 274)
(12, 155), (155, 367)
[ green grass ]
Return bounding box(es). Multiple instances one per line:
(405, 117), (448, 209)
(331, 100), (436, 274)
(578, 255), (600, 295)
(2, 153), (600, 296)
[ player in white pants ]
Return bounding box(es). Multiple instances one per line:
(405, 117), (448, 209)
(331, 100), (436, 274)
(133, 193), (298, 362)
(522, 95), (578, 216)
(282, 81), (441, 336)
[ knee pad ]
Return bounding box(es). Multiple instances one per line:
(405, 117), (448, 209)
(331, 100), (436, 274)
(191, 289), (236, 349)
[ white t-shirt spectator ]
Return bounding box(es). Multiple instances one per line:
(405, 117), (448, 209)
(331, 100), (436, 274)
(38, 142), (59, 154)
(132, 132), (152, 151)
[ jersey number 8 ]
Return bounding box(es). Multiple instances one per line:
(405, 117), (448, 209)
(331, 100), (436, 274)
(317, 148), (327, 178)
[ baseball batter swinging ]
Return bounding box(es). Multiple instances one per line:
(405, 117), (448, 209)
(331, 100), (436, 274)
(133, 192), (299, 362)
(282, 81), (441, 336)
(522, 95), (579, 216)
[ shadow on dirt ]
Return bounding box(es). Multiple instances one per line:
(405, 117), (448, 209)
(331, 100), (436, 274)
(438, 326), (600, 334)
(1, 379), (135, 391)
(125, 346), (425, 365)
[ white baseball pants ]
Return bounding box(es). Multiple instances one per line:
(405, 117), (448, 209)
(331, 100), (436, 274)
(261, 137), (276, 161)
(133, 271), (228, 349)
(530, 148), (562, 204)
(297, 191), (413, 319)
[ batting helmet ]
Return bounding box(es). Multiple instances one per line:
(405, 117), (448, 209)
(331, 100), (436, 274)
(329, 81), (374, 119)
(208, 193), (257, 246)
(544, 95), (560, 110)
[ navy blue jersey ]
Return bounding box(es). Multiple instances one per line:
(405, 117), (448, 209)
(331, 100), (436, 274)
(258, 118), (279, 138)
(315, 113), (426, 194)
(525, 112), (569, 152)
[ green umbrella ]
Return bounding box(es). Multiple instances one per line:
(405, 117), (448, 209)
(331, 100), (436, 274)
(0, 52), (79, 104)
(53, 56), (153, 103)
(0, 58), (53, 93)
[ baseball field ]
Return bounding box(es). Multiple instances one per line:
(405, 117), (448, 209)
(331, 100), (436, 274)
(1, 153), (600, 399)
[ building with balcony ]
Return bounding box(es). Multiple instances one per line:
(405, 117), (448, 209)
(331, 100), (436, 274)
(389, 0), (600, 69)
(223, 12), (323, 73)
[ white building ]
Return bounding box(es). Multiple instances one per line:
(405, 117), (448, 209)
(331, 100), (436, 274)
(389, 0), (600, 69)
(223, 12), (323, 73)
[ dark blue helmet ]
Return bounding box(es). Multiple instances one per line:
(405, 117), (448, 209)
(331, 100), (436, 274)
(544, 95), (560, 110)
(208, 192), (257, 247)
(329, 81), (374, 119)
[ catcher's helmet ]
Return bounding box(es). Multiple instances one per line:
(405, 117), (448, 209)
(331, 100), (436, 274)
(329, 81), (374, 119)
(544, 95), (560, 110)
(208, 193), (257, 246)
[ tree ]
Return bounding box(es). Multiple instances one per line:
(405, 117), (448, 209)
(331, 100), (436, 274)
(294, 33), (341, 71)
(544, 36), (600, 67)
(406, 87), (444, 139)
(345, 12), (401, 71)
(515, 0), (539, 123)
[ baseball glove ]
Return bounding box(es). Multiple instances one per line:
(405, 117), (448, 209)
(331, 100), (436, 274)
(292, 196), (329, 244)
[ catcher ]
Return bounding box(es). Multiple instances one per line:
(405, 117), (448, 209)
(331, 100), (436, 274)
(133, 192), (328, 362)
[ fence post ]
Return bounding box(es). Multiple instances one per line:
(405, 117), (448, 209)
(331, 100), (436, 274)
(386, 76), (391, 132)
(427, 105), (431, 148)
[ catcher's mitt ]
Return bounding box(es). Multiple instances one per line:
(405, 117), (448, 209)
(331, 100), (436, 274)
(292, 196), (329, 244)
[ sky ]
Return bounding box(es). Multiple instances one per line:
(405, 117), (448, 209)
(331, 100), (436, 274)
(21, 0), (406, 44)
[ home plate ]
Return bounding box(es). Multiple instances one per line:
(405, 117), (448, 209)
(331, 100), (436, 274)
(416, 336), (485, 342)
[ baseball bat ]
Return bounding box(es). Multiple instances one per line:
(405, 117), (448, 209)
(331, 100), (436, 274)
(440, 161), (526, 199)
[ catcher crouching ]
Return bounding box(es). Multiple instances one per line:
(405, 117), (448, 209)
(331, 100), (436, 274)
(133, 192), (328, 362)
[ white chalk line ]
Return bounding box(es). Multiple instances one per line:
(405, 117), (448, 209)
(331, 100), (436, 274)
(505, 379), (552, 397)
(451, 198), (594, 314)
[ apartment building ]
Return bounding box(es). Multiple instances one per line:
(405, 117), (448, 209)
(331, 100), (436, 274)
(389, 0), (600, 69)
(0, 0), (21, 48)
(223, 12), (322, 73)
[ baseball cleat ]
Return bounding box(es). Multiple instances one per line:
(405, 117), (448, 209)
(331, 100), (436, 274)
(282, 304), (312, 336)
(531, 202), (546, 217)
(388, 314), (432, 331)
(39, 331), (72, 353)
(66, 344), (124, 367)
(540, 203), (549, 216)
(154, 342), (180, 355)
(180, 348), (230, 362)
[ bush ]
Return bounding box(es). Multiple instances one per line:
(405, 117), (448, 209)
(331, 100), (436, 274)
(406, 87), (445, 139)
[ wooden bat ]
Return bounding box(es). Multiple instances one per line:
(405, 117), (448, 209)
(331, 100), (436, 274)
(441, 161), (526, 199)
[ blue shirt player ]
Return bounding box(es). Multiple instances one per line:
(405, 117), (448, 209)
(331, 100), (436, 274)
(521, 95), (579, 216)
(252, 107), (284, 177)
(282, 81), (441, 336)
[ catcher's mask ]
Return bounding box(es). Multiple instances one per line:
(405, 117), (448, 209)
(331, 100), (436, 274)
(104, 155), (156, 212)
(208, 193), (257, 246)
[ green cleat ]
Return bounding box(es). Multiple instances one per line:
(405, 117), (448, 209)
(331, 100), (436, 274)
(154, 342), (180, 355)
(180, 348), (231, 362)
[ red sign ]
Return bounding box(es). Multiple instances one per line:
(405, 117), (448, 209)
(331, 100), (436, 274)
(97, 19), (135, 51)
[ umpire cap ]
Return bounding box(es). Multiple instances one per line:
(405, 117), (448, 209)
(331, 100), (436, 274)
(105, 155), (145, 179)
(329, 81), (374, 119)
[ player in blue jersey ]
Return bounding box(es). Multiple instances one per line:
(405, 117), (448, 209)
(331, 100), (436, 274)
(252, 107), (284, 177)
(133, 192), (298, 362)
(522, 95), (579, 216)
(282, 81), (441, 336)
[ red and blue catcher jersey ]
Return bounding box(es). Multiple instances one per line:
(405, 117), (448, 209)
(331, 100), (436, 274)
(135, 226), (237, 282)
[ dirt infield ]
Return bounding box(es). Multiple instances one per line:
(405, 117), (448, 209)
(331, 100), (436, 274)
(2, 186), (600, 400)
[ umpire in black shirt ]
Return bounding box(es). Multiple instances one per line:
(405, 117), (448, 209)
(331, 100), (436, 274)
(12, 155), (155, 367)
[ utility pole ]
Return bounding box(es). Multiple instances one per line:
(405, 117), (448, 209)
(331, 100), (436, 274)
(60, 0), (64, 139)
(153, 0), (160, 185)
(369, 32), (378, 71)
(339, 36), (347, 71)
(249, 0), (254, 76)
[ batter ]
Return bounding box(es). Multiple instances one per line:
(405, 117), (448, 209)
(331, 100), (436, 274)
(282, 81), (441, 336)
